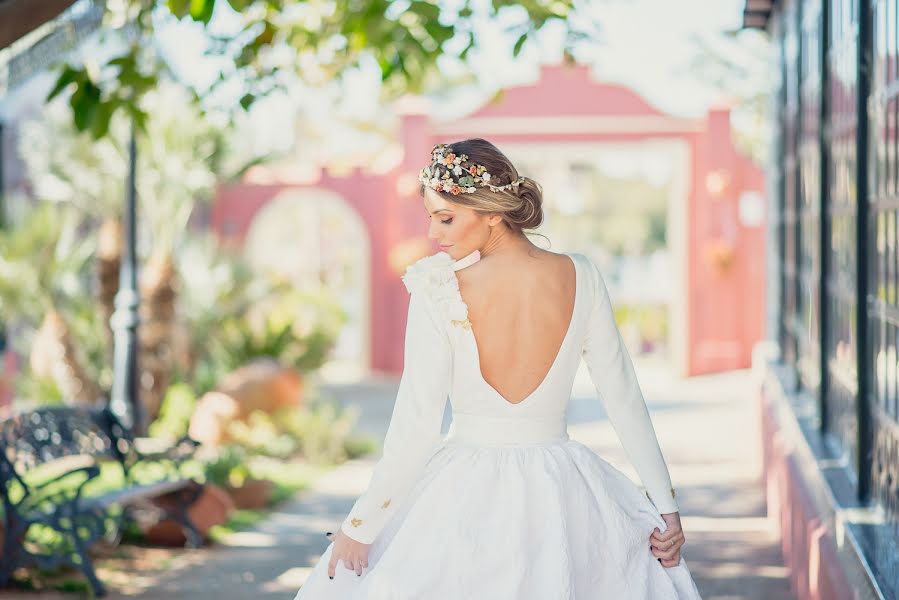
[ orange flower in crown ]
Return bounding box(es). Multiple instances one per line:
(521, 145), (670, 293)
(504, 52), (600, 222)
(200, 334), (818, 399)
(418, 143), (525, 194)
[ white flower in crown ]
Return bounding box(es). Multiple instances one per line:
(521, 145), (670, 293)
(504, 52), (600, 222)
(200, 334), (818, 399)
(401, 252), (469, 324)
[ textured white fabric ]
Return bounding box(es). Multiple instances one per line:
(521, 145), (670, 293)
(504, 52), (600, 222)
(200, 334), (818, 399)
(295, 251), (702, 599)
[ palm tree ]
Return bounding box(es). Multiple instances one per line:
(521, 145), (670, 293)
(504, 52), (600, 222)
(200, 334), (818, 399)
(18, 81), (226, 420)
(0, 203), (104, 406)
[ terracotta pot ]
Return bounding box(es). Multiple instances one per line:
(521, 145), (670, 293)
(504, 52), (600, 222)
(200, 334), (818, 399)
(143, 483), (236, 546)
(218, 359), (304, 415)
(225, 478), (276, 510)
(188, 359), (304, 447)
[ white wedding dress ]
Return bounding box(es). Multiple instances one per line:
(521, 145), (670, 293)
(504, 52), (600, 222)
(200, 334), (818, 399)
(294, 250), (702, 599)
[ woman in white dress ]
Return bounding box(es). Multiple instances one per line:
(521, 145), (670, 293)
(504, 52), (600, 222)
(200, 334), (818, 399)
(294, 138), (703, 599)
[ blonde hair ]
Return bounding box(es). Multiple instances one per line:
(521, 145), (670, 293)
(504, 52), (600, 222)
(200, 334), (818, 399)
(419, 138), (544, 233)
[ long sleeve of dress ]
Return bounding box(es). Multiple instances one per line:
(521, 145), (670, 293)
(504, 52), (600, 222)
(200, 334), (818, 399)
(580, 258), (679, 514)
(339, 282), (452, 544)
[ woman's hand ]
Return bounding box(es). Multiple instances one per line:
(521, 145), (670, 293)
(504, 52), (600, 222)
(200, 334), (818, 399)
(649, 511), (685, 568)
(325, 530), (370, 579)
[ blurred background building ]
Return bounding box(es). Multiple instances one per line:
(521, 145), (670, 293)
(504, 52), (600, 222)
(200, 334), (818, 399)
(212, 62), (766, 380)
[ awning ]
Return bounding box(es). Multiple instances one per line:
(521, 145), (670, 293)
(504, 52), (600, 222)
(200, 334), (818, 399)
(0, 0), (103, 96)
(0, 0), (79, 50)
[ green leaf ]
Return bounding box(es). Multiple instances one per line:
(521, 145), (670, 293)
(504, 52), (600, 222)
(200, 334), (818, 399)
(408, 0), (440, 22)
(225, 0), (252, 10)
(513, 32), (528, 57)
(168, 0), (191, 17)
(378, 52), (400, 82)
(423, 21), (454, 45)
(69, 79), (101, 132)
(107, 55), (136, 70)
(459, 33), (476, 59)
(239, 93), (255, 110)
(190, 0), (215, 24)
(125, 103), (150, 134)
(47, 66), (82, 102)
(89, 100), (115, 139)
(253, 21), (276, 47)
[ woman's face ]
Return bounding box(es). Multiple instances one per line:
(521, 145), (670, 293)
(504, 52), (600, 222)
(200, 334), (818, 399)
(423, 188), (493, 260)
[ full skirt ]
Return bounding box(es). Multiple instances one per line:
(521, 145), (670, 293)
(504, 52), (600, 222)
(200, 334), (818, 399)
(294, 438), (703, 599)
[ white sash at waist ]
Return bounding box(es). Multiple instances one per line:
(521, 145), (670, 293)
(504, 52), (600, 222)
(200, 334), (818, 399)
(444, 412), (569, 446)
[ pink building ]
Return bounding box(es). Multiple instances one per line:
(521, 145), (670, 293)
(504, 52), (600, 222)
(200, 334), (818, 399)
(211, 62), (766, 379)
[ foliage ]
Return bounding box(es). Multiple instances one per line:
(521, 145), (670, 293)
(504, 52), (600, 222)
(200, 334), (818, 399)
(273, 401), (361, 463)
(224, 398), (370, 464)
(0, 203), (111, 404)
(202, 444), (252, 488)
(613, 303), (668, 350)
(0, 203), (96, 326)
(170, 233), (347, 396)
(206, 278), (348, 376)
(13, 370), (66, 407)
(147, 383), (198, 440)
(20, 82), (227, 253)
(49, 0), (580, 138)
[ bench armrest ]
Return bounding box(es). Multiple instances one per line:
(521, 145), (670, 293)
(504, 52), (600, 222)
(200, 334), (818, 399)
(30, 464), (101, 492)
(20, 464), (102, 516)
(133, 435), (200, 463)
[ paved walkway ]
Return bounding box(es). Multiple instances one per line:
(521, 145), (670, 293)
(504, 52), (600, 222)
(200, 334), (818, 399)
(97, 358), (792, 599)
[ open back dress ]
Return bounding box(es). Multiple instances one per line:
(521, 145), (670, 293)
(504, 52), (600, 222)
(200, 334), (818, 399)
(294, 250), (702, 599)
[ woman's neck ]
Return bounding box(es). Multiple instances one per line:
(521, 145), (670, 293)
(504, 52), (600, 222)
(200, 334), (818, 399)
(479, 229), (535, 259)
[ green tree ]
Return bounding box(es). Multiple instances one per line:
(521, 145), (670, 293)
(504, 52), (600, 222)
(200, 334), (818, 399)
(19, 82), (227, 419)
(50, 0), (580, 138)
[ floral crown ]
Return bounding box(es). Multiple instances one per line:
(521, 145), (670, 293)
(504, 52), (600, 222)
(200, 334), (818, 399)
(418, 143), (526, 195)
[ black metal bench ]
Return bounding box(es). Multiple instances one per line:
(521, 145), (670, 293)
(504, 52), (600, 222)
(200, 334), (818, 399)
(0, 405), (205, 596)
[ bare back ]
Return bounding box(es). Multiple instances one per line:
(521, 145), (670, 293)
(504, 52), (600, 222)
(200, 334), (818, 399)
(455, 250), (577, 405)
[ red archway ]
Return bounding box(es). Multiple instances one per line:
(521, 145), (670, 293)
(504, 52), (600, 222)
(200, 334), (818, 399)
(212, 62), (766, 377)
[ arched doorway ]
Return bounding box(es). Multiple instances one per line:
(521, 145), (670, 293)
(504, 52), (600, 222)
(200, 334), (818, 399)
(243, 188), (371, 380)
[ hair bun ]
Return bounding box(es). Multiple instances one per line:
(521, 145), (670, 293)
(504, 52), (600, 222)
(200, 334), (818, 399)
(506, 177), (543, 230)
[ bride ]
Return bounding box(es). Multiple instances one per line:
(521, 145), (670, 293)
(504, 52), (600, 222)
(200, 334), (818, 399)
(294, 138), (702, 599)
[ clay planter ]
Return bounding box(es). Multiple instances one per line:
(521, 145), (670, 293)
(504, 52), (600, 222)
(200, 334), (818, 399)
(188, 359), (304, 447)
(225, 478), (276, 510)
(143, 483), (236, 546)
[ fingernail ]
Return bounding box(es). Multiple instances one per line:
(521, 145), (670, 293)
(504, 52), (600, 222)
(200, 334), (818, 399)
(329, 576), (334, 580)
(325, 531), (333, 536)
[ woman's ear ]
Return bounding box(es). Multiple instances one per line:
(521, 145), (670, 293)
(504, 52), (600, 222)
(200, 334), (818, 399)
(486, 213), (504, 227)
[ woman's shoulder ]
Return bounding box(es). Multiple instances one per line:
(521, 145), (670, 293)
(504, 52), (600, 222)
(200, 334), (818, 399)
(400, 251), (456, 295)
(571, 253), (613, 306)
(400, 251), (468, 323)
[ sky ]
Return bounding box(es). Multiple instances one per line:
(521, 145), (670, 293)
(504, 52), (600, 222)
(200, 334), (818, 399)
(578, 0), (750, 116)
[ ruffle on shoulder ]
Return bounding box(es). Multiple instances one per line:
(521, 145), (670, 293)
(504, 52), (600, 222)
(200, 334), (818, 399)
(401, 252), (469, 324)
